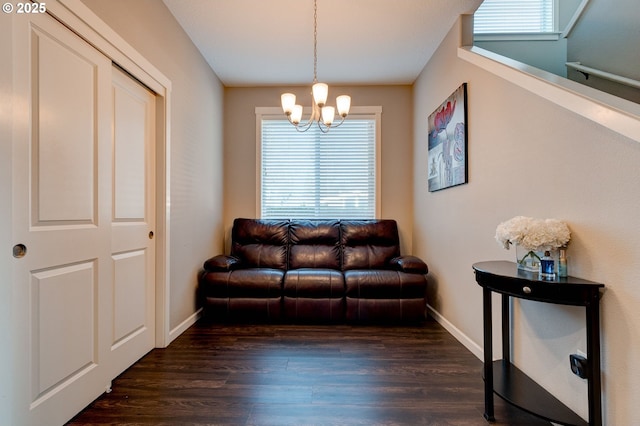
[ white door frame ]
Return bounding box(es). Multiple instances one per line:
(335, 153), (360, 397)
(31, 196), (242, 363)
(46, 0), (172, 348)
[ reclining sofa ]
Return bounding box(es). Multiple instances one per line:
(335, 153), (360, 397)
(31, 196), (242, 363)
(198, 218), (428, 322)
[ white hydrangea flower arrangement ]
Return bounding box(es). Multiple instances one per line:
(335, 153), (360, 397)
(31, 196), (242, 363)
(495, 216), (571, 270)
(495, 216), (571, 252)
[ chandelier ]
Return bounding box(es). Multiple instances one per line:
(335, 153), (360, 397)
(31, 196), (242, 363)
(280, 0), (351, 133)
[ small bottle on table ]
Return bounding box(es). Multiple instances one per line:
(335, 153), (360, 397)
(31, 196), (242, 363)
(540, 250), (555, 280)
(558, 247), (568, 278)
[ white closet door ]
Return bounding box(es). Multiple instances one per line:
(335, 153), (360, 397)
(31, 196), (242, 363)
(109, 66), (156, 378)
(11, 11), (112, 425)
(11, 12), (156, 426)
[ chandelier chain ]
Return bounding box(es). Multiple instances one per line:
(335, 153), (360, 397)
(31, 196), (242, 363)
(313, 0), (318, 83)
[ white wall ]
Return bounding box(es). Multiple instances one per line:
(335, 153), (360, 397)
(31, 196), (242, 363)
(414, 17), (640, 424)
(81, 0), (225, 332)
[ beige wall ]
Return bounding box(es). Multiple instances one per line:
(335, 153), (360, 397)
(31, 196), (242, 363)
(223, 85), (415, 254)
(81, 0), (225, 331)
(414, 18), (640, 424)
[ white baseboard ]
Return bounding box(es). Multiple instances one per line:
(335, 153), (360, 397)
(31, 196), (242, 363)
(427, 304), (483, 361)
(168, 308), (202, 345)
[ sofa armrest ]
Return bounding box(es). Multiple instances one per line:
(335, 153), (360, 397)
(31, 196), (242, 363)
(389, 255), (428, 274)
(203, 254), (241, 272)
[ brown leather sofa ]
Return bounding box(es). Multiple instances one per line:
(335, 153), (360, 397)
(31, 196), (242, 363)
(198, 218), (428, 322)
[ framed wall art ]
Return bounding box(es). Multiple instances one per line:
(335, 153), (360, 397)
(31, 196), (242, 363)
(428, 83), (468, 192)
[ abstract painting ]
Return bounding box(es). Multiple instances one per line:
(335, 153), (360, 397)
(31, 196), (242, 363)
(428, 83), (468, 192)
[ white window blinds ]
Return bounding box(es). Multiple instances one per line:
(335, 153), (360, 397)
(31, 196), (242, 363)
(260, 119), (376, 219)
(474, 0), (555, 34)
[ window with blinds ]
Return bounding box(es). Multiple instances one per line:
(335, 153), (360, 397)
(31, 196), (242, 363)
(474, 0), (556, 34)
(260, 118), (376, 219)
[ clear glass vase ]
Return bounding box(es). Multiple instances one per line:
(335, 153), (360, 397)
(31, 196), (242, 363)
(515, 244), (543, 273)
(515, 244), (559, 274)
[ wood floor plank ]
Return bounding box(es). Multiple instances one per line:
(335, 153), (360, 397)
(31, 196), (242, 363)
(67, 319), (550, 425)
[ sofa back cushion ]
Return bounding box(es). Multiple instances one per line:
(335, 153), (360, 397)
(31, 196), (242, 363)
(340, 220), (401, 270)
(231, 218), (289, 269)
(289, 220), (341, 270)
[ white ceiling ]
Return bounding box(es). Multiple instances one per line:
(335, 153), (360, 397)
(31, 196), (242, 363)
(162, 0), (483, 87)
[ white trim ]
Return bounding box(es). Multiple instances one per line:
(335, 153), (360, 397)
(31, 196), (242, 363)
(427, 305), (483, 361)
(48, 0), (173, 347)
(561, 0), (590, 38)
(53, 0), (170, 93)
(155, 91), (172, 348)
(255, 106), (383, 219)
(474, 32), (560, 42)
(255, 106), (382, 115)
(168, 308), (202, 344)
(458, 46), (640, 144)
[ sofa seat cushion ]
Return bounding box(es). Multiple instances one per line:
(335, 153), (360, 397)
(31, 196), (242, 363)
(200, 268), (284, 298)
(344, 270), (427, 299)
(284, 269), (345, 321)
(284, 269), (345, 298)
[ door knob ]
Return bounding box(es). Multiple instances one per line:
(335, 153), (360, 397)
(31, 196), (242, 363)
(149, 231), (154, 239)
(13, 244), (27, 258)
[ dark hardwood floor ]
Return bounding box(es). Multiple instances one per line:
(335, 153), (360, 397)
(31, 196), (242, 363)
(67, 318), (549, 425)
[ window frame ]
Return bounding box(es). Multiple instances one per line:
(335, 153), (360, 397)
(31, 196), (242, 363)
(255, 106), (382, 219)
(473, 0), (560, 42)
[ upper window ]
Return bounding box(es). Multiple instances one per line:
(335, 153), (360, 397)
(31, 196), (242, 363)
(257, 107), (381, 220)
(474, 0), (557, 39)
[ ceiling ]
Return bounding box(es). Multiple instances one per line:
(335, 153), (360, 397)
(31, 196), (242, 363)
(162, 0), (483, 87)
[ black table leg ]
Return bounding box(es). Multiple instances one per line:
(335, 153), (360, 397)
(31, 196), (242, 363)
(483, 287), (495, 422)
(502, 295), (510, 363)
(586, 297), (602, 426)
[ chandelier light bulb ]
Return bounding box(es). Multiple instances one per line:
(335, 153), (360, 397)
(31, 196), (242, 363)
(321, 106), (335, 126)
(312, 83), (328, 107)
(336, 95), (351, 117)
(281, 93), (296, 115)
(291, 105), (303, 125)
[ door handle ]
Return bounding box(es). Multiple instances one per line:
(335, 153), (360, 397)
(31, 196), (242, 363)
(149, 231), (154, 239)
(13, 244), (27, 258)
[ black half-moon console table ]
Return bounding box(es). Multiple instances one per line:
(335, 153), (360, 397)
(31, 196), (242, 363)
(472, 261), (604, 426)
